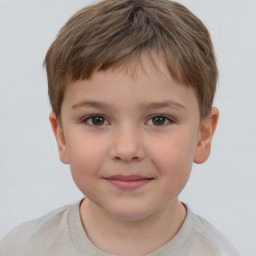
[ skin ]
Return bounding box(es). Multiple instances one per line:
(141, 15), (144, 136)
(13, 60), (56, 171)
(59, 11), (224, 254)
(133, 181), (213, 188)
(50, 56), (218, 256)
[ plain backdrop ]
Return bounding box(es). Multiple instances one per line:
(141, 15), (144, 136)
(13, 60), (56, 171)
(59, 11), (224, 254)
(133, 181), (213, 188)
(0, 0), (255, 255)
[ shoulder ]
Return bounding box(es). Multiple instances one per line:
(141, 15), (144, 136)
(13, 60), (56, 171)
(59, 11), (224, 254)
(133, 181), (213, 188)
(0, 203), (75, 256)
(189, 209), (239, 256)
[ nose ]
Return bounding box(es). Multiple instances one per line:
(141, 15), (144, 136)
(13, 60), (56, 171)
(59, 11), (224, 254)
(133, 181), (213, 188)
(109, 125), (145, 162)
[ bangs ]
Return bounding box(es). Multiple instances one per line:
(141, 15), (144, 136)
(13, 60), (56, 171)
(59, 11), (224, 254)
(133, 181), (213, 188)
(44, 0), (217, 120)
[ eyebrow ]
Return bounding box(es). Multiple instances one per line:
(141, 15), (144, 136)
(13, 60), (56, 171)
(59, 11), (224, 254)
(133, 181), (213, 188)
(72, 100), (186, 111)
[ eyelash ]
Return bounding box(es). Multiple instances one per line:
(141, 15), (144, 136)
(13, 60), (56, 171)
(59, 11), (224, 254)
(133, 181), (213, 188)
(81, 114), (174, 127)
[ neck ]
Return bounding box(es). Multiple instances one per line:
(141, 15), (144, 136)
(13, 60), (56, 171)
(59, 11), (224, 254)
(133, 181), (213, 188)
(79, 198), (186, 256)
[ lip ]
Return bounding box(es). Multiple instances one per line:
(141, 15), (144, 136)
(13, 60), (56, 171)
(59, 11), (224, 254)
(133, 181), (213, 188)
(104, 175), (153, 190)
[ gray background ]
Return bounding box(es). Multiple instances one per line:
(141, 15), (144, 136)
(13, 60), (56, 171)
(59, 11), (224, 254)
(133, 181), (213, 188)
(0, 0), (255, 255)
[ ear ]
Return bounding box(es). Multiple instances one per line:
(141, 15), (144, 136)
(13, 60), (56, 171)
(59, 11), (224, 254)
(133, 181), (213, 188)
(193, 108), (219, 164)
(49, 112), (69, 164)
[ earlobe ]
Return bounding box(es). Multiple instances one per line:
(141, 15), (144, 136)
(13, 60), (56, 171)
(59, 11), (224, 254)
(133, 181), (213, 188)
(49, 112), (69, 164)
(193, 108), (219, 164)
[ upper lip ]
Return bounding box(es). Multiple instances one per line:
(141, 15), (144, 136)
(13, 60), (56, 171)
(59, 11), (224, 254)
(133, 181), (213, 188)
(104, 175), (153, 181)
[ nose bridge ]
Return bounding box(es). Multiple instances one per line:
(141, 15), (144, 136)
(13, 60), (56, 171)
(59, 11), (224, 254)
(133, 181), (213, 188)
(110, 123), (145, 162)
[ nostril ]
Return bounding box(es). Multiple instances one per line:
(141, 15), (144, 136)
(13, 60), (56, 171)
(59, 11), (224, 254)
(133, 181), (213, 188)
(112, 155), (142, 163)
(109, 134), (145, 162)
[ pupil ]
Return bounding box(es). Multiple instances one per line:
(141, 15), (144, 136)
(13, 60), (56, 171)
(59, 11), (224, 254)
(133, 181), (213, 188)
(153, 117), (165, 125)
(93, 116), (104, 125)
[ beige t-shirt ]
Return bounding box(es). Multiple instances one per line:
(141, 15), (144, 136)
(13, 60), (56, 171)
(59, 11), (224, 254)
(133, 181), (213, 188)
(0, 199), (239, 256)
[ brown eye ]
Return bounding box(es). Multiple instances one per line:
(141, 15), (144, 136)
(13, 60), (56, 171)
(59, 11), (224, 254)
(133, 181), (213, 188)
(84, 115), (108, 126)
(147, 115), (172, 126)
(92, 116), (105, 125)
(152, 116), (166, 125)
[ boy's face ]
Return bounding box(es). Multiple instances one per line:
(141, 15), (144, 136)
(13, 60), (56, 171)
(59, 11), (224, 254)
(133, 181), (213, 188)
(51, 56), (218, 220)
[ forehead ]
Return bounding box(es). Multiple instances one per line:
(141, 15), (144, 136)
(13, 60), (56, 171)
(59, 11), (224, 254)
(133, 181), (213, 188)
(69, 54), (198, 109)
(65, 54), (176, 96)
(67, 52), (173, 84)
(101, 53), (174, 82)
(61, 59), (201, 132)
(63, 54), (199, 114)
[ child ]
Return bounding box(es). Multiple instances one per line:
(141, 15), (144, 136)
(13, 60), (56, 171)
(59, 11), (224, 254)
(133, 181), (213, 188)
(0, 0), (239, 255)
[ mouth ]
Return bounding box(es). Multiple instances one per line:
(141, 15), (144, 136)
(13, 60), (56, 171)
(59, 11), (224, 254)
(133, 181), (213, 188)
(104, 175), (153, 190)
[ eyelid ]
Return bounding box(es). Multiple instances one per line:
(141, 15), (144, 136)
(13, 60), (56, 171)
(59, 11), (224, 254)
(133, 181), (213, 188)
(81, 114), (175, 127)
(146, 114), (175, 126)
(82, 114), (110, 126)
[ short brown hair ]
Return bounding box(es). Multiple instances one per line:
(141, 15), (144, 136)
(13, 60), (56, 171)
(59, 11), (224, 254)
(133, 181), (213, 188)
(44, 0), (217, 120)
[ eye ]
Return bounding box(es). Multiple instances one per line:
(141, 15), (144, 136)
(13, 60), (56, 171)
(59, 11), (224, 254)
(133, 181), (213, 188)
(147, 115), (173, 126)
(83, 115), (109, 126)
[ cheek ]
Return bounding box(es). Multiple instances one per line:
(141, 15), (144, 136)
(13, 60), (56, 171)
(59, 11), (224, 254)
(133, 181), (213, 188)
(150, 131), (196, 167)
(65, 134), (106, 188)
(149, 132), (197, 191)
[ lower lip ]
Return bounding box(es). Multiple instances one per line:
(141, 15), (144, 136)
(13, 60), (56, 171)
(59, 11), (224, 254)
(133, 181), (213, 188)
(106, 179), (152, 190)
